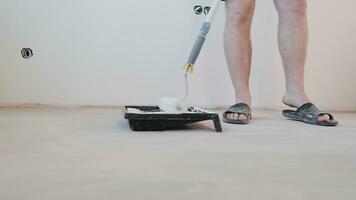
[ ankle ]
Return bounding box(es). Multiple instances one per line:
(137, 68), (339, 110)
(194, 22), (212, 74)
(283, 91), (310, 108)
(235, 93), (252, 106)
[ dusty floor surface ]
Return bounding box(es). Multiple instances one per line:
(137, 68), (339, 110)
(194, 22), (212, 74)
(0, 108), (355, 200)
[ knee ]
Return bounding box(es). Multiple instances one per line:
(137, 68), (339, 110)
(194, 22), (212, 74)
(276, 0), (307, 19)
(225, 0), (255, 27)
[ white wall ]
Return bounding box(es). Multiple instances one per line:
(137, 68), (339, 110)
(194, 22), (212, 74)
(0, 0), (355, 110)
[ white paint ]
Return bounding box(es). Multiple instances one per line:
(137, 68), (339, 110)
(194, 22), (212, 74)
(159, 97), (184, 113)
(0, 0), (355, 110)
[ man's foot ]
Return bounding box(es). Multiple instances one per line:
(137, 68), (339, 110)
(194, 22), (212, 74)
(282, 93), (331, 123)
(226, 95), (251, 122)
(223, 103), (252, 124)
(282, 103), (338, 126)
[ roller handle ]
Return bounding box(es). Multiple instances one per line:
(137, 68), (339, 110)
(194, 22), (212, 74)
(185, 0), (221, 73)
(186, 23), (209, 65)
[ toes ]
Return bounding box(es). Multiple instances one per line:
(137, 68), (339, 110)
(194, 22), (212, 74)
(318, 114), (330, 122)
(233, 113), (239, 120)
(238, 114), (248, 121)
(227, 113), (238, 120)
(226, 113), (248, 121)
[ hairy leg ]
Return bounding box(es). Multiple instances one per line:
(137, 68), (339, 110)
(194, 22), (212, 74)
(274, 0), (329, 121)
(224, 0), (256, 121)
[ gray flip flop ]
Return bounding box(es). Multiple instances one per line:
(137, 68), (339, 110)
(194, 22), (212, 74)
(223, 103), (252, 124)
(283, 103), (338, 126)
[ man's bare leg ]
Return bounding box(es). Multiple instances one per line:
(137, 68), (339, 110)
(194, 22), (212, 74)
(224, 0), (256, 121)
(274, 0), (329, 122)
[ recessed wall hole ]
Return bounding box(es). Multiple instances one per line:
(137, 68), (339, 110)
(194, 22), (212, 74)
(21, 48), (33, 59)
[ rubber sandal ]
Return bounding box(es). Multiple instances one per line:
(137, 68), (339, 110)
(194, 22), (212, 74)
(223, 103), (252, 124)
(283, 103), (338, 126)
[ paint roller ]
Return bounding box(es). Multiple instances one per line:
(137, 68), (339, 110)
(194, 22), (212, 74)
(159, 0), (222, 112)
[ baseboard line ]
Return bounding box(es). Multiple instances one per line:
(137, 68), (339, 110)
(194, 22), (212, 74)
(0, 103), (355, 113)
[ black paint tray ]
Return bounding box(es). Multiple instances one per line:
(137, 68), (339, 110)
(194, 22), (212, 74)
(124, 106), (222, 132)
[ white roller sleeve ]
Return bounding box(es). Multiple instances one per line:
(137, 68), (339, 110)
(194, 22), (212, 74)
(159, 97), (186, 113)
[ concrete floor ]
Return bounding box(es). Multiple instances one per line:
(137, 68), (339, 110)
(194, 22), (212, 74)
(0, 108), (356, 200)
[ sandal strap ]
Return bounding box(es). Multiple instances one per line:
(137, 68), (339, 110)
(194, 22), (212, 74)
(297, 103), (334, 120)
